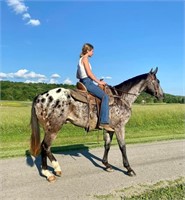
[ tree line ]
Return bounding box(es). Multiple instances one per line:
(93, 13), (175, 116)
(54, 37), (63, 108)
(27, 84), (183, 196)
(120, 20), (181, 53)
(0, 81), (184, 104)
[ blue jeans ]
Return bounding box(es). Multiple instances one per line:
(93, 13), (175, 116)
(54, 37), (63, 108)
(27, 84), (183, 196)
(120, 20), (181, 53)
(80, 77), (109, 124)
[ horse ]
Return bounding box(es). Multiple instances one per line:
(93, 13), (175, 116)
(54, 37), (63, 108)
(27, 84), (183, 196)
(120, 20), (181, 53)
(30, 67), (164, 182)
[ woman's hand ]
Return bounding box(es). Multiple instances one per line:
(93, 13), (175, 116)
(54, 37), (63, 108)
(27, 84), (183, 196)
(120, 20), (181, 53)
(98, 80), (107, 86)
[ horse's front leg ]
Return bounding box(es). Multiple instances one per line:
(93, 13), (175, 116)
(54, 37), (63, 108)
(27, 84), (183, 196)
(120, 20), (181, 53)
(102, 131), (114, 172)
(115, 126), (136, 176)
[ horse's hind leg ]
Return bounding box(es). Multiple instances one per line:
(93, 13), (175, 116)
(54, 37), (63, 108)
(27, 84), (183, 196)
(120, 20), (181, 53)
(102, 131), (114, 172)
(41, 132), (62, 182)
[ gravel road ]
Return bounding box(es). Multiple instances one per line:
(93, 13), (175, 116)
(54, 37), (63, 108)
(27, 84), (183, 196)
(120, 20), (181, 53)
(1, 140), (185, 200)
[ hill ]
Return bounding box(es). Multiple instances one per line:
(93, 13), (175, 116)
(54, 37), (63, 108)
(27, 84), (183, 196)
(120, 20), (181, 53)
(0, 81), (184, 103)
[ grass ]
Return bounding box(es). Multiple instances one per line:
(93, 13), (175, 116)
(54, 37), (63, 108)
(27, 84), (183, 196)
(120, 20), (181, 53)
(0, 101), (185, 158)
(94, 177), (185, 200)
(126, 183), (185, 200)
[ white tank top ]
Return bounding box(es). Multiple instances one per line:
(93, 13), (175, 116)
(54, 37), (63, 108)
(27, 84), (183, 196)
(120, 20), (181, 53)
(76, 56), (92, 79)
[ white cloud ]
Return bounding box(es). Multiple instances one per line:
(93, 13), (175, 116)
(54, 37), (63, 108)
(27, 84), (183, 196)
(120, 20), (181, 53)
(14, 69), (28, 78)
(49, 78), (58, 84)
(0, 69), (46, 80)
(0, 69), (74, 85)
(101, 76), (112, 80)
(22, 13), (31, 20)
(48, 74), (61, 83)
(0, 72), (8, 79)
(7, 0), (28, 14)
(25, 77), (47, 83)
(24, 80), (37, 83)
(25, 71), (46, 79)
(37, 77), (48, 82)
(63, 78), (72, 85)
(6, 0), (41, 26)
(51, 73), (61, 78)
(27, 19), (41, 26)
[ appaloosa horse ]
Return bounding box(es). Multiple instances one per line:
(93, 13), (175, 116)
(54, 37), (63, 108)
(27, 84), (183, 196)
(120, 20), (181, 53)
(30, 67), (164, 182)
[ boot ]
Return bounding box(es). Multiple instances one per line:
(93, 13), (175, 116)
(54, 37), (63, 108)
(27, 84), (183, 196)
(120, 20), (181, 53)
(99, 124), (114, 132)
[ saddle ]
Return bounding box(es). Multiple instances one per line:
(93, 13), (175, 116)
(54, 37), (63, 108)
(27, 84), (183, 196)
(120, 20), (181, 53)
(70, 82), (116, 131)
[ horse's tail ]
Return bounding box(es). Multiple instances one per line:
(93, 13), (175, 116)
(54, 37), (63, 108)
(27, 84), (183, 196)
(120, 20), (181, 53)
(30, 97), (40, 157)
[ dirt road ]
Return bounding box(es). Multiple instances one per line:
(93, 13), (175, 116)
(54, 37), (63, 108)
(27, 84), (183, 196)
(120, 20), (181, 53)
(1, 140), (185, 200)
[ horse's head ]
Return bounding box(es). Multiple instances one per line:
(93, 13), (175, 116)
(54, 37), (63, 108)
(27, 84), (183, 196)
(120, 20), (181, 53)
(145, 67), (164, 100)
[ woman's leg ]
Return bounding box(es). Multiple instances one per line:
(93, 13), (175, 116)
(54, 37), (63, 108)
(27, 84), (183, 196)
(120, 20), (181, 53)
(99, 94), (109, 124)
(81, 78), (109, 124)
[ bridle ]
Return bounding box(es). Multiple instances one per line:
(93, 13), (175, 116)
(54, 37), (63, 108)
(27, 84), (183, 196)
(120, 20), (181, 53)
(106, 73), (159, 98)
(146, 73), (159, 96)
(102, 73), (160, 109)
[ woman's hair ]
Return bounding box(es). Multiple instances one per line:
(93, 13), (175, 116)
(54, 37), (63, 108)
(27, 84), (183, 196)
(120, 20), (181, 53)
(80, 43), (94, 57)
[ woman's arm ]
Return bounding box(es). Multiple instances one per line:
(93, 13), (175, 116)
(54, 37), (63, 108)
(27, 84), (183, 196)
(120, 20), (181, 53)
(82, 56), (106, 85)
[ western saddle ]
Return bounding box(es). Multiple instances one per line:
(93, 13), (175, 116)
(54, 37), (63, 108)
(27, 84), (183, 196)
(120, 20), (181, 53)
(70, 82), (115, 132)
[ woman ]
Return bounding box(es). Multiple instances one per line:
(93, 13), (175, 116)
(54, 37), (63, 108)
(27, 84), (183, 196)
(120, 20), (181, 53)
(76, 43), (114, 132)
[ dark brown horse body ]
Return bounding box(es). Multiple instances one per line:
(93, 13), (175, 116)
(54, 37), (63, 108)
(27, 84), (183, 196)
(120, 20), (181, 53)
(30, 68), (164, 182)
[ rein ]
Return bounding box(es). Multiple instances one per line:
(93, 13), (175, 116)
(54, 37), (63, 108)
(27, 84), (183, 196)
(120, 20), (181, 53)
(105, 85), (135, 109)
(107, 73), (157, 97)
(107, 85), (137, 96)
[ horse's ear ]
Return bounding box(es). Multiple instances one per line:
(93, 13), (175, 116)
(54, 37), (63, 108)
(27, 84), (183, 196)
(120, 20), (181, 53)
(149, 68), (153, 74)
(153, 67), (158, 75)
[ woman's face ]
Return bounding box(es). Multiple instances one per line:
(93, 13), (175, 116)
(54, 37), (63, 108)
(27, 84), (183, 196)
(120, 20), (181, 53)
(87, 49), (94, 57)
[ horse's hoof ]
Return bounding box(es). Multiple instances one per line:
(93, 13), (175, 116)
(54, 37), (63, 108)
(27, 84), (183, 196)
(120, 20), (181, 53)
(105, 167), (114, 172)
(55, 171), (62, 177)
(127, 170), (136, 177)
(47, 175), (56, 183)
(127, 172), (133, 177)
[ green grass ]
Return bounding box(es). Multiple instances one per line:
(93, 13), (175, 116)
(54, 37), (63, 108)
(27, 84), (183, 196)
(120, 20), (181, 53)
(0, 100), (31, 107)
(0, 101), (185, 158)
(95, 177), (185, 200)
(125, 183), (185, 200)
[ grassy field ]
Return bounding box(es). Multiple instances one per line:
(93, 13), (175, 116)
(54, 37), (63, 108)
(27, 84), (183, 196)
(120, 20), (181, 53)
(0, 101), (184, 158)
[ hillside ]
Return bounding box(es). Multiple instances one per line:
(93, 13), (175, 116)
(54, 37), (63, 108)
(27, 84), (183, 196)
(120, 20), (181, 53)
(0, 81), (184, 103)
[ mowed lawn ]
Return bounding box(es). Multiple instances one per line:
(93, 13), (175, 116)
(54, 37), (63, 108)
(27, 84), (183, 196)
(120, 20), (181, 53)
(0, 101), (184, 158)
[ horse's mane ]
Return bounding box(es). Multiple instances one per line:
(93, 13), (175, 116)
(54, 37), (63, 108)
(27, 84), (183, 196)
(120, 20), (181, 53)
(114, 73), (148, 93)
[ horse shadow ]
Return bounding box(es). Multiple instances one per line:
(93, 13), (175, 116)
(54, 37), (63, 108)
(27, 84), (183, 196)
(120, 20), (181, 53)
(25, 144), (128, 176)
(25, 151), (47, 178)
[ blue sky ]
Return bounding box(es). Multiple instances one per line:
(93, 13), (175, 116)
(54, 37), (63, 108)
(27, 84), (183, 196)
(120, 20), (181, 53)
(1, 0), (184, 95)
